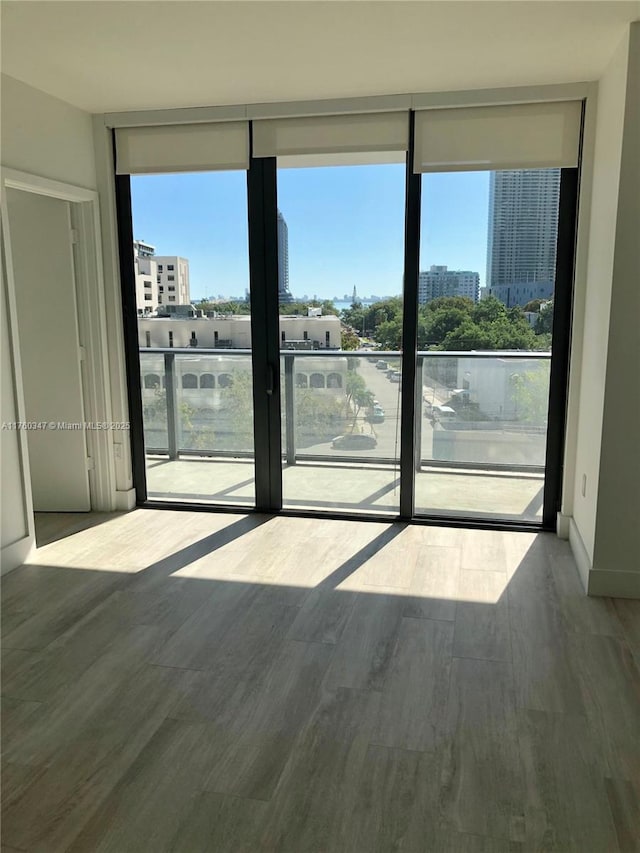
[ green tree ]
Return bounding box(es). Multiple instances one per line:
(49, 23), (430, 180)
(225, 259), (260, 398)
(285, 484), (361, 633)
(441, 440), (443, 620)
(199, 300), (251, 315)
(374, 317), (403, 350)
(295, 390), (345, 443)
(220, 370), (254, 450)
(424, 307), (470, 344)
(340, 326), (361, 350)
(535, 300), (554, 335)
(345, 371), (374, 432)
(509, 363), (551, 424)
(280, 300), (339, 316)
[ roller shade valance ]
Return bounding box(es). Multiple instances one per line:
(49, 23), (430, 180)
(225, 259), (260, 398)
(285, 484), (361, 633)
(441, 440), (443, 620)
(252, 112), (409, 159)
(413, 101), (582, 173)
(115, 122), (249, 174)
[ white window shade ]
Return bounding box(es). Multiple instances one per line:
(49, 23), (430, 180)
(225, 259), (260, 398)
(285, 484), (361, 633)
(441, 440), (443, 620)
(115, 122), (249, 174)
(252, 112), (409, 159)
(413, 101), (582, 173)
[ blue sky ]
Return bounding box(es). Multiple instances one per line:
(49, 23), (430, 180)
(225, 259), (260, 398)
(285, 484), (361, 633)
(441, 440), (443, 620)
(131, 167), (490, 302)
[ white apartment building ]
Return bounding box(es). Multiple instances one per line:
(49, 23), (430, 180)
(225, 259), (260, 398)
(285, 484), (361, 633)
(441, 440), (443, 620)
(134, 240), (158, 312)
(418, 265), (480, 304)
(155, 256), (190, 307)
(134, 241), (190, 314)
(139, 315), (347, 425)
(138, 313), (342, 350)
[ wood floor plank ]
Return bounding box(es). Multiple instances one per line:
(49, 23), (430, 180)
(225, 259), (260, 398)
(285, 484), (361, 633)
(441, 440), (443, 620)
(546, 539), (624, 639)
(1, 760), (42, 812)
(575, 633), (640, 782)
(0, 696), (42, 755)
(2, 664), (191, 853)
(372, 617), (453, 752)
(168, 791), (268, 853)
(322, 592), (405, 691)
(65, 718), (222, 853)
(611, 598), (640, 661)
(1, 567), (127, 652)
(258, 687), (381, 852)
(439, 657), (523, 841)
(1, 591), (133, 704)
(152, 580), (257, 670)
(3, 625), (167, 767)
(287, 588), (356, 644)
(347, 539), (421, 590)
(401, 524), (463, 548)
(403, 545), (460, 622)
(507, 545), (585, 714)
(204, 639), (334, 801)
(460, 529), (508, 573)
(453, 570), (511, 662)
(345, 744), (442, 853)
(1, 648), (32, 689)
(604, 776), (640, 853)
(517, 708), (618, 851)
(435, 830), (522, 852)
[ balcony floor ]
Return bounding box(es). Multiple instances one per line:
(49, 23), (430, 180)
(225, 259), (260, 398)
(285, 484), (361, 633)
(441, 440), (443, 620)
(146, 456), (544, 521)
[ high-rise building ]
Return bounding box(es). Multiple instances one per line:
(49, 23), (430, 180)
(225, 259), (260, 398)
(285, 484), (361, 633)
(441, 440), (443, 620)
(485, 169), (560, 307)
(418, 265), (480, 305)
(277, 210), (293, 303)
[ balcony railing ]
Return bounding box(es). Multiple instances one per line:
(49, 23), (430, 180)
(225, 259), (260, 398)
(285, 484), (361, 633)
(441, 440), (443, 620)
(139, 348), (551, 473)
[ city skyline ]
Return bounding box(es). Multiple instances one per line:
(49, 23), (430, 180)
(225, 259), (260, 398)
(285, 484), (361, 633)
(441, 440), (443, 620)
(131, 167), (491, 302)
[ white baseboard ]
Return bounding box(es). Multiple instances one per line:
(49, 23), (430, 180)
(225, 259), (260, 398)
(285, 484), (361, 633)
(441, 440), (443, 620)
(588, 569), (640, 599)
(556, 512), (571, 539)
(568, 519), (591, 593)
(115, 488), (136, 511)
(1, 535), (34, 575)
(568, 518), (640, 598)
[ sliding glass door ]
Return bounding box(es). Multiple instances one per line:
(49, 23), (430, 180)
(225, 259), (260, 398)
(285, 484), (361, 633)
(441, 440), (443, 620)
(276, 160), (406, 515)
(414, 168), (560, 523)
(123, 169), (256, 507)
(114, 101), (581, 527)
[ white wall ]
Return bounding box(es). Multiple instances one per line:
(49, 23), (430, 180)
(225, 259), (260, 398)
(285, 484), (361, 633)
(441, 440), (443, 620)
(569, 24), (640, 596)
(1, 242), (31, 556)
(591, 23), (640, 592)
(1, 74), (96, 188)
(1, 76), (98, 571)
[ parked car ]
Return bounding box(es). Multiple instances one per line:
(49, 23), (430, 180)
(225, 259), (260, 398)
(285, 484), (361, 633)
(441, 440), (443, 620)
(389, 371), (402, 383)
(331, 433), (378, 450)
(365, 404), (385, 424)
(375, 360), (389, 370)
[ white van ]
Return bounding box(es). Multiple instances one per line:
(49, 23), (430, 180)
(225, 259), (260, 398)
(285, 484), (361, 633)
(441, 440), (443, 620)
(432, 404), (457, 422)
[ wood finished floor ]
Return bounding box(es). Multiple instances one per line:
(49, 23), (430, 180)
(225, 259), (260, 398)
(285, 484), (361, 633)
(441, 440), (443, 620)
(2, 510), (639, 852)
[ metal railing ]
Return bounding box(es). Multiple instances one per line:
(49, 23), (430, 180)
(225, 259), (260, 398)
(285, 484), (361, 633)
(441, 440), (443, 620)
(139, 347), (550, 471)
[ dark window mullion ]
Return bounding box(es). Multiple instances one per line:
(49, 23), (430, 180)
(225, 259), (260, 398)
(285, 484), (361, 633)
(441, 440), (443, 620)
(542, 165), (580, 528)
(399, 111), (422, 519)
(247, 140), (283, 512)
(113, 166), (147, 504)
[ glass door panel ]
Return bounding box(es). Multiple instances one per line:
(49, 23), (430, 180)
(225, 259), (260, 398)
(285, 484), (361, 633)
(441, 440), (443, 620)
(275, 161), (406, 514)
(131, 171), (256, 507)
(415, 169), (560, 522)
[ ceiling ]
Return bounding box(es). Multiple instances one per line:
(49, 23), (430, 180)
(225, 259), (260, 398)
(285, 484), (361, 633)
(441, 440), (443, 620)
(1, 1), (639, 114)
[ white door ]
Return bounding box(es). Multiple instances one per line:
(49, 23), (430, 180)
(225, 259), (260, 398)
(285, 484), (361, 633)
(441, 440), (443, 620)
(6, 189), (91, 511)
